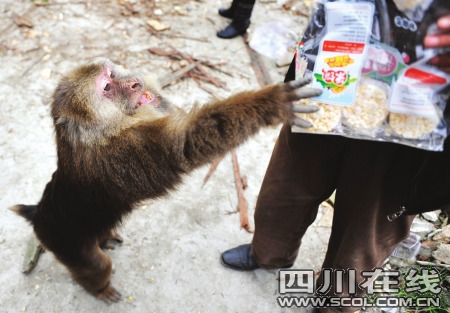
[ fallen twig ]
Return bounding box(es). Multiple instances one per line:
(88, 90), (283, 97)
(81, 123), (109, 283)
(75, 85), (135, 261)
(159, 61), (199, 88)
(120, 1), (138, 16)
(193, 63), (226, 89)
(148, 28), (209, 43)
(202, 155), (225, 187)
(20, 52), (47, 77)
(34, 0), (110, 5)
(0, 41), (18, 51)
(196, 82), (217, 96)
(148, 45), (228, 89)
(416, 260), (450, 269)
(200, 61), (233, 77)
(244, 41), (273, 87)
(231, 149), (252, 233)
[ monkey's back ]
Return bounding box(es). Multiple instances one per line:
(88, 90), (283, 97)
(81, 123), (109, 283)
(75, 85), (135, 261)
(34, 123), (188, 248)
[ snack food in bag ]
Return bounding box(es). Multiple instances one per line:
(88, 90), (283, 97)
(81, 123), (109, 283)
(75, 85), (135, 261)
(292, 0), (450, 151)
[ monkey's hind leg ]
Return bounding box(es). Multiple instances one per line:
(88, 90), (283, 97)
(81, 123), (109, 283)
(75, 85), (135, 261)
(59, 242), (121, 303)
(100, 229), (123, 250)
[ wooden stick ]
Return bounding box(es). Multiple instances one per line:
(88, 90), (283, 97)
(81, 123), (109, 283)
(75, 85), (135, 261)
(416, 260), (450, 269)
(148, 45), (227, 89)
(194, 64), (227, 89)
(202, 155), (225, 187)
(244, 41), (273, 87)
(159, 61), (199, 88)
(20, 52), (47, 77)
(34, 0), (110, 5)
(231, 149), (252, 233)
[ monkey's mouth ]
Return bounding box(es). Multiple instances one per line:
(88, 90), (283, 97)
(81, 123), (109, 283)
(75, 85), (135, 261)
(137, 91), (160, 108)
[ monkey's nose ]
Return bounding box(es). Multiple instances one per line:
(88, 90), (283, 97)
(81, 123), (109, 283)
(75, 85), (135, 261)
(131, 82), (142, 90)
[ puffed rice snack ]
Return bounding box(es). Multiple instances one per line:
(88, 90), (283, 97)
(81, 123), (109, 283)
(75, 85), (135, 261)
(342, 81), (389, 132)
(389, 112), (439, 139)
(295, 99), (342, 133)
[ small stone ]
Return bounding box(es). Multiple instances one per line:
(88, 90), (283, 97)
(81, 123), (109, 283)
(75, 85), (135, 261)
(442, 224), (450, 239)
(422, 211), (439, 222)
(40, 68), (52, 80)
(174, 6), (188, 15)
(432, 244), (450, 264)
(147, 19), (170, 32)
(410, 217), (435, 238)
(179, 60), (189, 68)
(418, 243), (432, 260)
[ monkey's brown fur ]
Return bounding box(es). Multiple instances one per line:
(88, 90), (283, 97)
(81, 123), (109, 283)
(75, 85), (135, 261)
(11, 58), (319, 302)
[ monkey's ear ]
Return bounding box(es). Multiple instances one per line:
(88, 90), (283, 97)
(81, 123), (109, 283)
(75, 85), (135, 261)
(143, 74), (162, 94)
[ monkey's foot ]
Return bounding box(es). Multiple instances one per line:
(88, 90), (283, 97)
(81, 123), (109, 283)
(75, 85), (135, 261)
(101, 230), (123, 250)
(97, 284), (121, 303)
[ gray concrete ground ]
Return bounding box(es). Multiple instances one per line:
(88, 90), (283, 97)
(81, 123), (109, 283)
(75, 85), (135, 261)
(0, 1), (331, 312)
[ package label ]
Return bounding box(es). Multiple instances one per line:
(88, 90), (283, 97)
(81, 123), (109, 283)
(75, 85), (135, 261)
(311, 2), (375, 106)
(389, 67), (448, 118)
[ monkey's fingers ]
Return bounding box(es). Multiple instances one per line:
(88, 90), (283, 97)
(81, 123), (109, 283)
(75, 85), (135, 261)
(288, 113), (313, 128)
(285, 77), (313, 90)
(286, 87), (323, 102)
(291, 104), (319, 114)
(97, 285), (122, 303)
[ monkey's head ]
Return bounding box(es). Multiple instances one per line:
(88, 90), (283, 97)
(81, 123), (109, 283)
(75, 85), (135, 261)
(51, 58), (168, 145)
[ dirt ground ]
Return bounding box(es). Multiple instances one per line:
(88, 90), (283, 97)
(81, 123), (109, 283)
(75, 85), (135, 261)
(0, 1), (332, 312)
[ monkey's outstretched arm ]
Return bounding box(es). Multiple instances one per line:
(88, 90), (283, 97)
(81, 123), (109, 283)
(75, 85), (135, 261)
(167, 77), (321, 170)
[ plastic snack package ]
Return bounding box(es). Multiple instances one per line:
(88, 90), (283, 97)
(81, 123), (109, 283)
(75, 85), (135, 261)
(292, 0), (450, 151)
(342, 78), (390, 135)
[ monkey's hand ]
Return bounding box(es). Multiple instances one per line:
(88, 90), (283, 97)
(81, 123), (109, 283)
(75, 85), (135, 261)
(281, 77), (322, 128)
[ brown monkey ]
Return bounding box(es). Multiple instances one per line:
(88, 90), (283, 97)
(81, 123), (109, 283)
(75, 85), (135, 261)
(10, 58), (320, 302)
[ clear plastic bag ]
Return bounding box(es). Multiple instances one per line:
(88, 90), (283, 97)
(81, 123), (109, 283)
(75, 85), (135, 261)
(292, 0), (450, 151)
(249, 21), (297, 60)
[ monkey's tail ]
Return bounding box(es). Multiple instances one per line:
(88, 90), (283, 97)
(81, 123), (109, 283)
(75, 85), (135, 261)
(10, 204), (37, 224)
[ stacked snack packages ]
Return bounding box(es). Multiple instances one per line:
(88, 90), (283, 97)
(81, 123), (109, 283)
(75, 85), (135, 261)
(292, 0), (450, 151)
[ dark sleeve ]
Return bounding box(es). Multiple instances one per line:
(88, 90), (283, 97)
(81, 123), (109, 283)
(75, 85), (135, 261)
(284, 57), (296, 83)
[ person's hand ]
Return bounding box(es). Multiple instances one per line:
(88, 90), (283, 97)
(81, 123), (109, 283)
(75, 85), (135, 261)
(424, 14), (450, 73)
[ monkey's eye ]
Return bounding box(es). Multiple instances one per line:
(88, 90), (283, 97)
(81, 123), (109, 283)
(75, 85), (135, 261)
(104, 83), (111, 91)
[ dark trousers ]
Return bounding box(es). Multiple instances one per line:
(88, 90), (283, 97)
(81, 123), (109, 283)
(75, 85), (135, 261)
(251, 125), (416, 312)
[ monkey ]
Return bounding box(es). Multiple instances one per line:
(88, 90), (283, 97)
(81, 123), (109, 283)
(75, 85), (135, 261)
(10, 58), (320, 303)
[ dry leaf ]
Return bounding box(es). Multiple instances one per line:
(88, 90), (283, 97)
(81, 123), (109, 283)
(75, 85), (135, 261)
(147, 19), (170, 32)
(12, 13), (33, 28)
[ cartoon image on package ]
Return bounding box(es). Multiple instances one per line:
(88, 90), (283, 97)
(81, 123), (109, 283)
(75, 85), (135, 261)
(292, 0), (450, 151)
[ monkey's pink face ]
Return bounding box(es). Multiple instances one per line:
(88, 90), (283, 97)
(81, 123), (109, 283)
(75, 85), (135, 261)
(96, 65), (161, 113)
